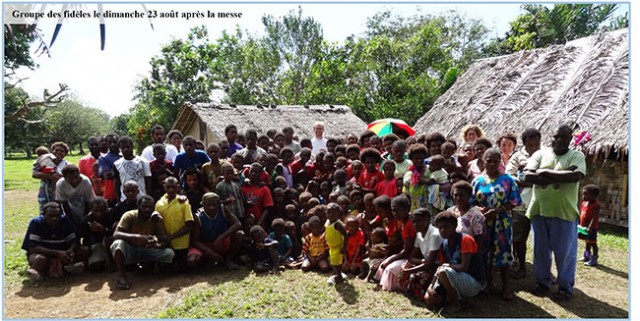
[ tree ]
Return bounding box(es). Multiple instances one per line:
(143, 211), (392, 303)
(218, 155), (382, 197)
(3, 85), (49, 157)
(483, 4), (622, 56)
(45, 97), (110, 153)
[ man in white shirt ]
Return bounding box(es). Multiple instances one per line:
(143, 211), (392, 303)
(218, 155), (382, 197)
(311, 121), (328, 156)
(140, 124), (179, 163)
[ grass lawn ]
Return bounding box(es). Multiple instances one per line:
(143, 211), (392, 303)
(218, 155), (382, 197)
(2, 157), (630, 318)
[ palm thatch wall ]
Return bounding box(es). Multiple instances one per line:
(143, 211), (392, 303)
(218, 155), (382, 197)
(414, 28), (628, 158)
(172, 103), (367, 144)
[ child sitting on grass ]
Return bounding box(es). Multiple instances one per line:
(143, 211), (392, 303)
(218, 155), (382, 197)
(301, 216), (330, 273)
(249, 225), (281, 274)
(359, 227), (388, 282)
(268, 218), (294, 265)
(579, 184), (601, 267)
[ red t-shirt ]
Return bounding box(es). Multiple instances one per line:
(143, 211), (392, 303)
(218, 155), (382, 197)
(375, 178), (398, 198)
(78, 154), (97, 179)
(358, 170), (385, 190)
(242, 169), (271, 187)
(346, 229), (366, 264)
(242, 184), (274, 220)
(400, 219), (417, 240)
(579, 201), (600, 229)
(290, 160), (305, 175)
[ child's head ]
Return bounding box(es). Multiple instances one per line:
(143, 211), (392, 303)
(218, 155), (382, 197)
(153, 143), (167, 162)
(285, 204), (298, 220)
(346, 144), (360, 161)
(320, 181), (332, 199)
(274, 132), (286, 148)
(428, 155), (445, 172)
(168, 130), (183, 148)
(299, 191), (312, 207)
(299, 148), (312, 165)
(382, 160), (396, 179)
(452, 180), (472, 208)
(272, 187), (285, 203)
(206, 143), (221, 161)
(349, 189), (364, 209)
(334, 169), (348, 186)
(360, 148), (382, 172)
(411, 207), (432, 232)
(449, 171), (469, 185)
(434, 211), (458, 239)
(371, 227), (388, 245)
(363, 192), (376, 214)
(425, 132), (446, 157)
(249, 225), (267, 242)
(337, 195), (350, 214)
(221, 162), (236, 182)
(244, 129), (258, 148)
(219, 140), (230, 158)
(266, 153), (279, 171)
(61, 165), (82, 187)
(308, 216), (322, 236)
(258, 135), (270, 152)
(326, 138), (339, 154)
(473, 138), (492, 160)
(35, 146), (49, 157)
(326, 202), (342, 222)
(335, 145), (347, 159)
(231, 154), (244, 171)
(335, 156), (348, 169)
(90, 197), (108, 220)
(369, 136), (382, 151)
(382, 134), (399, 153)
(328, 191), (340, 203)
(271, 218), (286, 236)
(346, 134), (358, 145)
(390, 140), (407, 163)
(350, 160), (363, 178)
(183, 136), (197, 156)
(280, 147), (294, 165)
(373, 195), (391, 216)
(195, 140), (205, 151)
(118, 136), (134, 159)
(274, 176), (287, 189)
(390, 195), (411, 220)
(306, 180), (320, 197)
(345, 216), (360, 234)
(308, 197), (321, 210)
(441, 141), (456, 159)
(184, 168), (202, 190)
(408, 143), (428, 169)
(123, 181), (140, 202)
(314, 204), (328, 222)
(163, 176), (180, 198)
(284, 220), (296, 236)
(323, 152), (336, 169)
(582, 184), (600, 202)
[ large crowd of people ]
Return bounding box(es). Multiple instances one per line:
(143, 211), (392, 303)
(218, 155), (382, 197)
(22, 120), (599, 312)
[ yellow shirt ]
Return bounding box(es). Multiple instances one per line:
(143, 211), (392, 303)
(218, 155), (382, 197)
(155, 194), (193, 250)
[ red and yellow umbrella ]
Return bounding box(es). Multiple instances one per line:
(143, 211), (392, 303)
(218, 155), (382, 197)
(367, 118), (416, 138)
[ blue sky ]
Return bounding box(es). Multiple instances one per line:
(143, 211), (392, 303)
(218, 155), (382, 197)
(9, 2), (630, 117)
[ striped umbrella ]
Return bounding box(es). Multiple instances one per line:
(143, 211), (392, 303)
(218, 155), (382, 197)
(367, 118), (416, 138)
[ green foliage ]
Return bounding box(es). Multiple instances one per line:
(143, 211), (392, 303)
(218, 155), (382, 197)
(483, 4), (622, 56)
(45, 97), (110, 151)
(3, 84), (49, 157)
(4, 24), (38, 70)
(109, 113), (131, 137)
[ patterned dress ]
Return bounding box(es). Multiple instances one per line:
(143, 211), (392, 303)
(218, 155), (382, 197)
(471, 173), (521, 267)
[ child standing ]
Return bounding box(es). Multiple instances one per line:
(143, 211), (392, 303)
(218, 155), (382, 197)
(325, 203), (348, 285)
(427, 155), (449, 211)
(343, 216), (366, 274)
(579, 184), (601, 266)
(358, 148), (385, 193)
(375, 160), (398, 198)
(156, 176), (194, 269)
(215, 163), (245, 220)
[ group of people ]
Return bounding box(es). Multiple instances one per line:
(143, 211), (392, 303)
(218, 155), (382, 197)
(23, 120), (599, 312)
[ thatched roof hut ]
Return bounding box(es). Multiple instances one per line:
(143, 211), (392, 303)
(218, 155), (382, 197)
(414, 28), (628, 158)
(172, 103), (367, 144)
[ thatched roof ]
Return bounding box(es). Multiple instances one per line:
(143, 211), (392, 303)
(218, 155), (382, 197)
(414, 29), (628, 157)
(173, 103), (367, 141)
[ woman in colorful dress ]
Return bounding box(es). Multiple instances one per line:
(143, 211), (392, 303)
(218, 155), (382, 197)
(471, 148), (521, 301)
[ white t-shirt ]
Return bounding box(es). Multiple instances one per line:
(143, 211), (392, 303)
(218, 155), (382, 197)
(114, 156), (152, 201)
(55, 174), (95, 225)
(311, 137), (327, 156)
(141, 143), (179, 163)
(414, 224), (443, 258)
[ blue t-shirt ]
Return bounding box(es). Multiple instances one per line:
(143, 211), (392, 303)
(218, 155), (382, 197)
(22, 215), (79, 256)
(228, 143), (244, 158)
(268, 232), (293, 257)
(98, 151), (121, 176)
(196, 207), (228, 243)
(173, 150), (211, 176)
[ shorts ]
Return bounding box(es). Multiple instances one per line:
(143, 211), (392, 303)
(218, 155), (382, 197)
(512, 210), (531, 243)
(328, 247), (343, 266)
(110, 239), (174, 265)
(88, 243), (110, 265)
(436, 266), (485, 299)
(187, 237), (231, 258)
(578, 227), (598, 244)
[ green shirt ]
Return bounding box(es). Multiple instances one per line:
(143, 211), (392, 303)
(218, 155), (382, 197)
(525, 148), (586, 222)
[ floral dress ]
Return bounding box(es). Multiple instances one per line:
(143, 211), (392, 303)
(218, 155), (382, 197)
(471, 173), (521, 267)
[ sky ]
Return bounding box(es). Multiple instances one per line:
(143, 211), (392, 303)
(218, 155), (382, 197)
(4, 2), (549, 117)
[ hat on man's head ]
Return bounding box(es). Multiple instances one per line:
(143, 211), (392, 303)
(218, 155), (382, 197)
(201, 192), (220, 205)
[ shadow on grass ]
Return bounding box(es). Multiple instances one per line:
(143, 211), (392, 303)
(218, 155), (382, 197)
(593, 263), (628, 279)
(335, 280), (359, 304)
(14, 264), (251, 301)
(555, 288), (628, 318)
